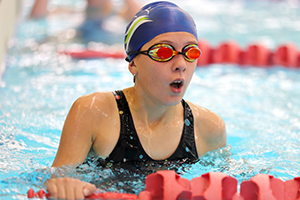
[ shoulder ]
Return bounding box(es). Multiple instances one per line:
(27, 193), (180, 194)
(186, 101), (227, 155)
(73, 91), (116, 111)
(186, 101), (226, 134)
(52, 92), (119, 166)
(69, 91), (117, 124)
(75, 91), (115, 105)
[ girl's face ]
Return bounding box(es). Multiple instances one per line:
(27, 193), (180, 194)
(131, 32), (198, 106)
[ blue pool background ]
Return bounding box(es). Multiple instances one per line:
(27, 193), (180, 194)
(1, 0), (300, 199)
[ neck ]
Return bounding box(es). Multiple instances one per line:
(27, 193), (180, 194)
(123, 87), (180, 125)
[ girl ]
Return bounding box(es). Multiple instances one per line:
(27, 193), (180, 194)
(47, 1), (227, 199)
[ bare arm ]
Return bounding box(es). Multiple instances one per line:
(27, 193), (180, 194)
(48, 95), (100, 199)
(52, 91), (119, 167)
(52, 96), (95, 167)
(119, 0), (141, 21)
(203, 117), (227, 152)
(189, 102), (227, 157)
(30, 0), (48, 19)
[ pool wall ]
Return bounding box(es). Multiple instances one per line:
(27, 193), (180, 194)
(0, 0), (21, 80)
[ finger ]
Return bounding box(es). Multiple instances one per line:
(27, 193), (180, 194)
(56, 178), (66, 199)
(75, 184), (84, 200)
(72, 179), (84, 200)
(47, 179), (58, 199)
(82, 182), (96, 197)
(63, 177), (84, 200)
(65, 183), (75, 200)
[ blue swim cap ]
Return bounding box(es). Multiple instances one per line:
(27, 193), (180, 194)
(124, 1), (198, 62)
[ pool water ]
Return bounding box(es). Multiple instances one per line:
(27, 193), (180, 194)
(1, 0), (300, 199)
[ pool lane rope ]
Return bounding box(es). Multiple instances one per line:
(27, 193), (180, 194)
(28, 170), (300, 200)
(59, 40), (300, 68)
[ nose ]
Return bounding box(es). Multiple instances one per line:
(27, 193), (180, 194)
(172, 53), (187, 72)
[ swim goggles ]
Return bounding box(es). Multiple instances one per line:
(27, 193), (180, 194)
(126, 43), (202, 62)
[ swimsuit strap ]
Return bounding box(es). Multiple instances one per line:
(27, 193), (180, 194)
(107, 90), (147, 162)
(107, 90), (198, 162)
(167, 99), (198, 160)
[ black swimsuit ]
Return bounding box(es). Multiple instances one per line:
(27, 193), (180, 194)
(106, 90), (198, 162)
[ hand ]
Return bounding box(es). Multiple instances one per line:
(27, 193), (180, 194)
(47, 177), (96, 200)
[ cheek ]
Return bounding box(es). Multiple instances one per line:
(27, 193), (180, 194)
(185, 64), (197, 83)
(189, 62), (197, 73)
(136, 58), (163, 81)
(140, 65), (161, 84)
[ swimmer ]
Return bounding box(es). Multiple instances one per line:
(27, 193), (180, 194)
(30, 0), (140, 21)
(30, 0), (141, 43)
(46, 1), (227, 199)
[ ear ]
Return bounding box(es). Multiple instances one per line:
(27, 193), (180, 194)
(128, 60), (138, 75)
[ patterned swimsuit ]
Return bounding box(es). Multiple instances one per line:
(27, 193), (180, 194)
(106, 90), (198, 162)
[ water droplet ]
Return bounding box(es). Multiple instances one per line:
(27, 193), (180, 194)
(184, 119), (190, 126)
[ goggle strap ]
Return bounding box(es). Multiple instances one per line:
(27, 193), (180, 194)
(126, 51), (148, 62)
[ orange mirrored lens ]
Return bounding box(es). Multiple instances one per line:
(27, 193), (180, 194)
(183, 45), (201, 61)
(156, 47), (174, 59)
(186, 48), (201, 59)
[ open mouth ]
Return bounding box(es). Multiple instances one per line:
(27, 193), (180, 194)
(170, 80), (183, 89)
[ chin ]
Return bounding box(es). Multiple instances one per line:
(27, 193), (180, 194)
(163, 95), (184, 106)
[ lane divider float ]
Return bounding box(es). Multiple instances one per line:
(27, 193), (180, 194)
(197, 40), (300, 68)
(59, 40), (300, 68)
(28, 170), (300, 200)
